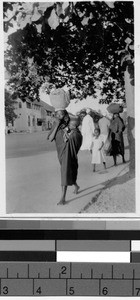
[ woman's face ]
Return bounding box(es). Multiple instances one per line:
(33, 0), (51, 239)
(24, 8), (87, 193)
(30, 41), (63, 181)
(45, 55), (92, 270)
(81, 113), (86, 120)
(56, 110), (65, 120)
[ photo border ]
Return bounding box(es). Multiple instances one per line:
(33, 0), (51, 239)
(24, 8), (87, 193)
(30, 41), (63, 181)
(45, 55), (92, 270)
(0, 0), (140, 224)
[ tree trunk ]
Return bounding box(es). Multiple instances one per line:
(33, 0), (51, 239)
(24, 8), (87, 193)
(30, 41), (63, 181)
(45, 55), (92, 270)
(124, 64), (135, 173)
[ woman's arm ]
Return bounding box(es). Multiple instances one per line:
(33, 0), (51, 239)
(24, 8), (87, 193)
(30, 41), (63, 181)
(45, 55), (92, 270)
(47, 120), (60, 142)
(98, 141), (104, 151)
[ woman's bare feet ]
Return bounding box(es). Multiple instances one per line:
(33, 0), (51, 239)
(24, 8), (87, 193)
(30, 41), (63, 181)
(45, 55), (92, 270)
(57, 197), (66, 205)
(93, 164), (96, 172)
(57, 186), (67, 205)
(73, 184), (80, 194)
(103, 162), (106, 169)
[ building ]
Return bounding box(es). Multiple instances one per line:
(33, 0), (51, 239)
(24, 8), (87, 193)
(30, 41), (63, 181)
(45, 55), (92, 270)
(13, 98), (54, 133)
(4, 69), (55, 133)
(40, 100), (55, 131)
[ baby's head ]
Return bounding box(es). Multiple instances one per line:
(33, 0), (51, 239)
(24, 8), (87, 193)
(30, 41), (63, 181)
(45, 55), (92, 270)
(94, 127), (100, 137)
(113, 113), (119, 119)
(68, 117), (80, 130)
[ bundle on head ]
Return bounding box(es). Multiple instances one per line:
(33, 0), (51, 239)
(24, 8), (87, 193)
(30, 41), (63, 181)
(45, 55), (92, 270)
(50, 88), (70, 110)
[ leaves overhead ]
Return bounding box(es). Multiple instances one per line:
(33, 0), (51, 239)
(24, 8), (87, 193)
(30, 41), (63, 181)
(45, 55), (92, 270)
(4, 1), (134, 103)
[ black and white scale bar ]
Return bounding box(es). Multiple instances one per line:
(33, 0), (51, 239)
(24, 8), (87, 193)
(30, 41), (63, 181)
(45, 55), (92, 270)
(0, 230), (140, 240)
(131, 252), (140, 263)
(0, 251), (56, 262)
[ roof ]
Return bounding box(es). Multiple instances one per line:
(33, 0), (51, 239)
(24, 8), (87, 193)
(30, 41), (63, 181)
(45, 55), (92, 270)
(33, 100), (42, 106)
(40, 100), (54, 112)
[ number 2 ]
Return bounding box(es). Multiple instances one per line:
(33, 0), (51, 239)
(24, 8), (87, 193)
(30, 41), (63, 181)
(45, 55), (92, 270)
(61, 266), (67, 275)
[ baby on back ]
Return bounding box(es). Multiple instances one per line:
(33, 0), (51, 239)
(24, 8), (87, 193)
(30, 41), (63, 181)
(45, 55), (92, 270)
(63, 117), (81, 142)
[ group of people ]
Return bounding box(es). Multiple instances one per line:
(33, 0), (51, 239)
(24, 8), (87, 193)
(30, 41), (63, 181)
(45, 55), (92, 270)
(47, 108), (126, 205)
(81, 108), (126, 170)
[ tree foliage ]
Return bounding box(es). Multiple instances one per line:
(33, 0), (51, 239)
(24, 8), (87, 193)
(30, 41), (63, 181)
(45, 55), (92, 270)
(5, 88), (17, 123)
(4, 1), (134, 103)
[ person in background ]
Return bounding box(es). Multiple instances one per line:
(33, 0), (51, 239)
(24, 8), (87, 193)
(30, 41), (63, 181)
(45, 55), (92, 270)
(98, 113), (110, 144)
(109, 112), (126, 166)
(47, 110), (82, 205)
(90, 128), (106, 172)
(80, 108), (95, 151)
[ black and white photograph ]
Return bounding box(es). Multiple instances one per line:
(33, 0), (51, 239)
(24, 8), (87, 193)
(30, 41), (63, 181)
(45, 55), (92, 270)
(2, 0), (137, 215)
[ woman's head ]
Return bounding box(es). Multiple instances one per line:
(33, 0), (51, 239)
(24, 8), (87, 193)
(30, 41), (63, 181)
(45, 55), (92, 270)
(94, 128), (100, 137)
(80, 112), (86, 121)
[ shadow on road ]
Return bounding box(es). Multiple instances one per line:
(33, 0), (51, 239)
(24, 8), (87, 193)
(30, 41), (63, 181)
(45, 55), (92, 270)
(66, 165), (134, 209)
(66, 186), (103, 204)
(87, 170), (135, 211)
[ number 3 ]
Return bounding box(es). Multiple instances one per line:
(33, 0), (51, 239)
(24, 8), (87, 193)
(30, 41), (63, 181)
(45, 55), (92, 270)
(3, 286), (8, 295)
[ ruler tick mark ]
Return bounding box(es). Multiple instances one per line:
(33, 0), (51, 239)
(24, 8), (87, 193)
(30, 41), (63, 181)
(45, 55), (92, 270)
(112, 265), (113, 279)
(49, 268), (51, 279)
(70, 263), (72, 279)
(99, 278), (101, 296)
(38, 273), (40, 279)
(7, 268), (8, 279)
(28, 264), (29, 278)
(133, 269), (135, 279)
(132, 269), (135, 296)
(66, 278), (68, 296)
(33, 278), (34, 295)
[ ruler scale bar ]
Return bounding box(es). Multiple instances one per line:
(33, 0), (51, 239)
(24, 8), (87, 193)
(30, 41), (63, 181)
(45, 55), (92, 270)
(0, 263), (139, 296)
(0, 262), (140, 279)
(0, 278), (140, 296)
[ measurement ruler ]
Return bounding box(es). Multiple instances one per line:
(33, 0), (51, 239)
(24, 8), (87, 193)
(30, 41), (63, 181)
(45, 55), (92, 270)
(0, 262), (140, 296)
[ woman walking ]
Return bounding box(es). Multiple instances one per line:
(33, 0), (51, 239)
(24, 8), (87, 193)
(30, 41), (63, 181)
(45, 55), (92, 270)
(109, 113), (126, 166)
(47, 110), (82, 205)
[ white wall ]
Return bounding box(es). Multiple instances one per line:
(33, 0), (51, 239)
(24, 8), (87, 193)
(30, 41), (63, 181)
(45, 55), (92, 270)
(14, 100), (28, 132)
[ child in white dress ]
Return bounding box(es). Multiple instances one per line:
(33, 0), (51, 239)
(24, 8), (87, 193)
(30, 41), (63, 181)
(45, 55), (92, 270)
(91, 128), (106, 172)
